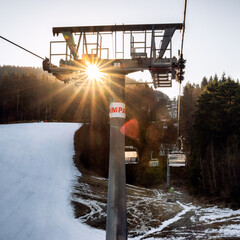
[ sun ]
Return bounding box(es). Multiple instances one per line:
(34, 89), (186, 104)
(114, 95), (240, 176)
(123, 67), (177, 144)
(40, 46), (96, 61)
(86, 63), (102, 81)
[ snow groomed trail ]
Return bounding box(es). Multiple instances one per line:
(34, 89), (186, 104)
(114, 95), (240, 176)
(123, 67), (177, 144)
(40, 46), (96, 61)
(0, 123), (104, 240)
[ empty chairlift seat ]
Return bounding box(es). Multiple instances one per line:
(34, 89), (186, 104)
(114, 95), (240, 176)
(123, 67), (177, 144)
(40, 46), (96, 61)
(149, 151), (159, 167)
(168, 152), (186, 167)
(125, 146), (139, 164)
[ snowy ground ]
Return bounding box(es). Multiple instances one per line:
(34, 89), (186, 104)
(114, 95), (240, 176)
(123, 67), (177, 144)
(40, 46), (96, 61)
(0, 123), (104, 240)
(1, 123), (240, 240)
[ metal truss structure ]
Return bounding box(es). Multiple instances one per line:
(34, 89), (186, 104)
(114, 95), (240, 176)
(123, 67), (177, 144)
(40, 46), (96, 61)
(43, 23), (183, 88)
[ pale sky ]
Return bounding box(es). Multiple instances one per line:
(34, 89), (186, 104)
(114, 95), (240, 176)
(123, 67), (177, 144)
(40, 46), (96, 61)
(1, 0), (240, 98)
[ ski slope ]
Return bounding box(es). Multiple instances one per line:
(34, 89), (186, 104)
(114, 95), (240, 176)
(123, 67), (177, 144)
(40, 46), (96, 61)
(1, 123), (240, 240)
(0, 123), (105, 240)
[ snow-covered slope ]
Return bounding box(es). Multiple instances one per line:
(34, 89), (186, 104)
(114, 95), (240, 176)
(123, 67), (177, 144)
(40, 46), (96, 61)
(0, 123), (104, 240)
(1, 123), (240, 240)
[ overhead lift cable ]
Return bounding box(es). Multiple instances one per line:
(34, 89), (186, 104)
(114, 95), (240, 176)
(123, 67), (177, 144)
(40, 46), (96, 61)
(181, 0), (187, 56)
(0, 35), (156, 86)
(0, 35), (45, 60)
(166, 0), (188, 191)
(177, 0), (187, 138)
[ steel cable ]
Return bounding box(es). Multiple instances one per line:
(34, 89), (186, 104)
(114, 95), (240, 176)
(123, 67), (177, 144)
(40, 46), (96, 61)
(0, 35), (45, 60)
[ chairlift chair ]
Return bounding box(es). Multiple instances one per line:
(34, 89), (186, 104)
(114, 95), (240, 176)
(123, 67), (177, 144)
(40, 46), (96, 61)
(168, 151), (186, 167)
(149, 151), (159, 167)
(125, 146), (139, 164)
(159, 144), (167, 156)
(167, 136), (186, 167)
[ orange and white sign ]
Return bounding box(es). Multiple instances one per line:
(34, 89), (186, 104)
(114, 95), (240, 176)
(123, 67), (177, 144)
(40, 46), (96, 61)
(109, 102), (126, 118)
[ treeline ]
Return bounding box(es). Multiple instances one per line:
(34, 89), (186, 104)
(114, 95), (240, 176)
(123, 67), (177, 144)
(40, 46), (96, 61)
(181, 74), (240, 203)
(0, 66), (107, 123)
(0, 66), (170, 125)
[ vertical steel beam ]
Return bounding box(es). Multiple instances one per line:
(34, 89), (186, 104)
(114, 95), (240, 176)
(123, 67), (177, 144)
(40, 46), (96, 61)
(115, 31), (117, 59)
(144, 30), (147, 55)
(122, 31), (125, 59)
(167, 156), (170, 189)
(50, 42), (52, 64)
(96, 32), (99, 57)
(106, 73), (127, 240)
(177, 82), (181, 138)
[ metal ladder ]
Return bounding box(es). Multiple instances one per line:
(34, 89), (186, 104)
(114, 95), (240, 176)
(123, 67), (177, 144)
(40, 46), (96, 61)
(152, 71), (172, 88)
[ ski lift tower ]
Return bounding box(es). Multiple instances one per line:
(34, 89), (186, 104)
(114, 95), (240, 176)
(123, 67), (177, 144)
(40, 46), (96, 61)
(43, 23), (183, 240)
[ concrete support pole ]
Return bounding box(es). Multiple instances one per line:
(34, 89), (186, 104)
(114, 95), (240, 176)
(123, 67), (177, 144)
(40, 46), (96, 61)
(106, 73), (127, 240)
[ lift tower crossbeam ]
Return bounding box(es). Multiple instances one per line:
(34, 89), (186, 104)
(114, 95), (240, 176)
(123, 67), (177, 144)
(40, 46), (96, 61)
(52, 23), (182, 35)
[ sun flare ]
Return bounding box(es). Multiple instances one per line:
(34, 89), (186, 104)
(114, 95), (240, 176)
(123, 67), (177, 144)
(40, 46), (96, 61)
(86, 63), (102, 81)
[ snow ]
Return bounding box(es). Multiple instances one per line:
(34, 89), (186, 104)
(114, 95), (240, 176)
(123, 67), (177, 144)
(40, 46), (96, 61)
(219, 224), (240, 237)
(196, 206), (240, 238)
(1, 122), (240, 240)
(131, 201), (195, 240)
(198, 206), (240, 223)
(0, 123), (105, 240)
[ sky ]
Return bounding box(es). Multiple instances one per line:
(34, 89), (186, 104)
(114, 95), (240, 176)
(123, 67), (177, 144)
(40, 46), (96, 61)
(1, 0), (240, 98)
